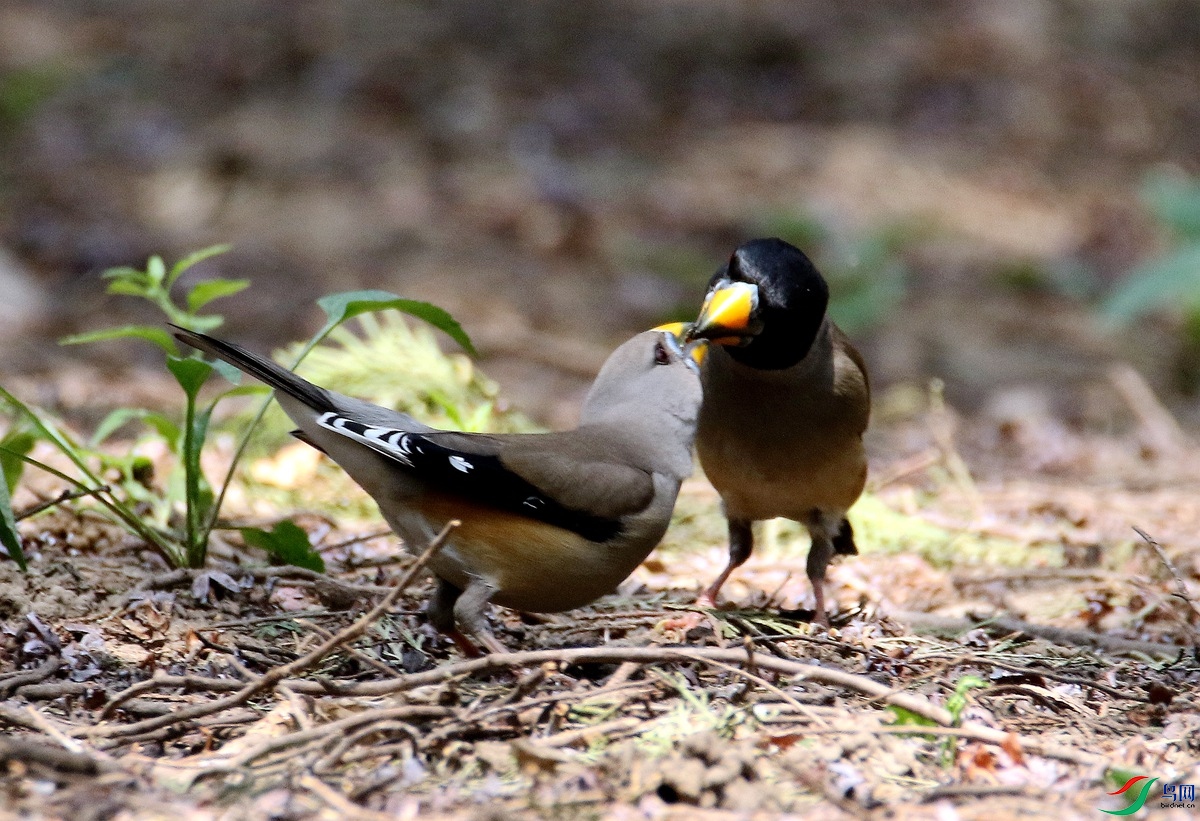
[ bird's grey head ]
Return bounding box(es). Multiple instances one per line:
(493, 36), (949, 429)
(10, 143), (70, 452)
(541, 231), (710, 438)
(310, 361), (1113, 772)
(579, 327), (703, 471)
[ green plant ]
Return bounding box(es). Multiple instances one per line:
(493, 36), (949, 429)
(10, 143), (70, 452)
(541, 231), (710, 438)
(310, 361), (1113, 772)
(263, 310), (532, 439)
(239, 520), (324, 573)
(886, 673), (986, 766)
(1103, 170), (1200, 341)
(0, 65), (66, 134)
(0, 247), (474, 570)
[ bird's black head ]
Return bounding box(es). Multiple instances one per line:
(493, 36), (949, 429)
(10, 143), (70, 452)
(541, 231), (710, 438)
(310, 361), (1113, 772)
(688, 237), (829, 370)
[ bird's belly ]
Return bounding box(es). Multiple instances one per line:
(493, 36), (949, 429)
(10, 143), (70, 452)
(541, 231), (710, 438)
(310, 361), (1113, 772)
(407, 494), (655, 613)
(697, 432), (866, 522)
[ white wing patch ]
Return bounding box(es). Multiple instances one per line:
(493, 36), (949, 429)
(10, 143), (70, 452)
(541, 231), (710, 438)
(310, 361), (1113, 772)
(316, 411), (415, 467)
(448, 455), (473, 473)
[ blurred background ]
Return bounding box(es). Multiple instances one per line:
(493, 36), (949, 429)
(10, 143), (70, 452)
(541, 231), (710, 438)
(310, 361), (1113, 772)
(2, 0), (1199, 432)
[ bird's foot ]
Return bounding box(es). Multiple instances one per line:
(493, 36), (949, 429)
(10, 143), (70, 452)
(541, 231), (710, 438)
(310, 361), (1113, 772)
(659, 610), (708, 634)
(478, 632), (511, 656)
(447, 629), (485, 657)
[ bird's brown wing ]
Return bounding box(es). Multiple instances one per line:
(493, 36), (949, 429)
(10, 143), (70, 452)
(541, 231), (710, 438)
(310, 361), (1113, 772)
(411, 431), (656, 540)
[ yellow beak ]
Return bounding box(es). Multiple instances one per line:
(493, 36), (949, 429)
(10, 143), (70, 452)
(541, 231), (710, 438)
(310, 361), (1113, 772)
(653, 322), (708, 371)
(688, 280), (759, 345)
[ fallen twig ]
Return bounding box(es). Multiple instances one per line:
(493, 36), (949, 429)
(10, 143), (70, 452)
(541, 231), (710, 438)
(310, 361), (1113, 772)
(1134, 526), (1200, 630)
(0, 657), (62, 698)
(536, 716), (645, 749)
(682, 653), (832, 728)
(15, 486), (112, 521)
(298, 618), (405, 679)
(219, 705), (453, 770)
(912, 651), (1146, 702)
(1109, 364), (1191, 454)
(78, 645), (955, 726)
(87, 521), (457, 741)
(0, 735), (119, 775)
(922, 783), (1042, 802)
(894, 611), (1189, 657)
(299, 773), (394, 821)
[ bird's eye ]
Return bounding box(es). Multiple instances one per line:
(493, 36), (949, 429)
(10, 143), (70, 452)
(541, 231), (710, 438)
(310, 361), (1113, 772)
(653, 340), (671, 365)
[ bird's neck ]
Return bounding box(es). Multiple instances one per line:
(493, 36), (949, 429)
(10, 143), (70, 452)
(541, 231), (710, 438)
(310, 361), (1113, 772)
(724, 315), (830, 372)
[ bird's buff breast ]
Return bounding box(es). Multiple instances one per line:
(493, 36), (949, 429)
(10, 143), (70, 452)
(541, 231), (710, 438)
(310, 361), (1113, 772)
(696, 416), (866, 522)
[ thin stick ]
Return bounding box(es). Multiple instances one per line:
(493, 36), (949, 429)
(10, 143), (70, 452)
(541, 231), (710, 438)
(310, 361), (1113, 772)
(87, 521), (457, 740)
(1134, 526), (1200, 626)
(299, 773), (395, 821)
(77, 644), (952, 727)
(681, 652), (831, 728)
(1109, 364), (1191, 453)
(21, 706), (119, 773)
(24, 706), (86, 754)
(0, 736), (116, 775)
(15, 486), (112, 521)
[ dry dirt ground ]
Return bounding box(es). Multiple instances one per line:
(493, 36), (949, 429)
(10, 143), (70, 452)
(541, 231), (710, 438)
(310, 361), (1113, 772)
(1, 384), (1199, 821)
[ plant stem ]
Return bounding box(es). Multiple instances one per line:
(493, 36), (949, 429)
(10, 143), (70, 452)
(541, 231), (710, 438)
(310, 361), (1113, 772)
(0, 446), (182, 566)
(182, 389), (204, 567)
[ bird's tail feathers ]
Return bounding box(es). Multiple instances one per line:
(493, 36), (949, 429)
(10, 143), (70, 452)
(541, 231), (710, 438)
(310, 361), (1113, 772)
(833, 517), (857, 556)
(172, 325), (335, 413)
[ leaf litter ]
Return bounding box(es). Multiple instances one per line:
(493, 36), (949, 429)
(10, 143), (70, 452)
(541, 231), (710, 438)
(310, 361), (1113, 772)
(0, 381), (1198, 821)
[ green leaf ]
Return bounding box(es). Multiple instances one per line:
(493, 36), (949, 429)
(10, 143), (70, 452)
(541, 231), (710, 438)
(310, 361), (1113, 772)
(885, 705), (937, 728)
(60, 325), (179, 356)
(147, 255), (167, 285)
(217, 384), (271, 400)
(183, 314), (224, 333)
(187, 278), (249, 313)
(1143, 171), (1200, 239)
(104, 280), (150, 298)
(1102, 244), (1200, 323)
(100, 265), (145, 281)
(141, 412), (184, 449)
(953, 674), (987, 695)
(239, 520), (324, 572)
(0, 428), (35, 494)
(207, 357), (244, 386)
(166, 355), (214, 400)
(168, 244), (232, 288)
(0, 386), (102, 485)
(89, 408), (182, 450)
(188, 406), (216, 541)
(0, 468), (25, 571)
(314, 290), (477, 357)
(946, 674), (987, 724)
(90, 408), (149, 447)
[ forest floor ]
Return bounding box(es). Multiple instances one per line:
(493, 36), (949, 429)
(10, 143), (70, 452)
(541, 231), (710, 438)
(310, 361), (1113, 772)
(1, 367), (1198, 820)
